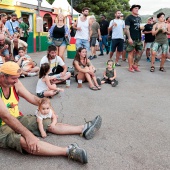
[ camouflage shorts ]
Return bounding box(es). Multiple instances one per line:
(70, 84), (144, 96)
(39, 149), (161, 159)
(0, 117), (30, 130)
(126, 40), (143, 52)
(0, 115), (51, 153)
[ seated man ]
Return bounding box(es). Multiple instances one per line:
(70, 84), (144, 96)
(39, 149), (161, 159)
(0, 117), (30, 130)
(0, 61), (102, 164)
(40, 45), (71, 84)
(0, 33), (11, 61)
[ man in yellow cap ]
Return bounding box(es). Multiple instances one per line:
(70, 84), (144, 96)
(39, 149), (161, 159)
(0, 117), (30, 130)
(0, 61), (102, 164)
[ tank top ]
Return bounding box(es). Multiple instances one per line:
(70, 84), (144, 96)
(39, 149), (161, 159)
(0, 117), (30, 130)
(0, 86), (22, 126)
(36, 78), (48, 93)
(75, 17), (89, 40)
(106, 68), (114, 79)
(53, 25), (65, 38)
(155, 24), (168, 44)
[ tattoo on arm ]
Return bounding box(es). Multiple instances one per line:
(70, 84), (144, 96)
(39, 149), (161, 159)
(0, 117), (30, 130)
(125, 26), (131, 39)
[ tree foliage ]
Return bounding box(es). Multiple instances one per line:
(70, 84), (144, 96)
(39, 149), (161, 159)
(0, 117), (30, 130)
(47, 0), (130, 21)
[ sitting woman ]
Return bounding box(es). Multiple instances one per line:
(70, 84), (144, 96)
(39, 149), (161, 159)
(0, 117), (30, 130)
(73, 47), (101, 90)
(48, 13), (70, 61)
(15, 47), (39, 78)
(11, 32), (28, 58)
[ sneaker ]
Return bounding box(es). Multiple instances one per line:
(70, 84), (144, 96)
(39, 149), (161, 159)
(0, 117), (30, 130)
(27, 72), (37, 77)
(67, 143), (88, 164)
(106, 50), (109, 55)
(128, 67), (134, 72)
(132, 65), (140, 72)
(155, 58), (160, 62)
(93, 55), (97, 58)
(115, 63), (121, 66)
(98, 53), (104, 56)
(82, 115), (102, 140)
(20, 74), (25, 78)
(88, 56), (94, 60)
(96, 77), (101, 86)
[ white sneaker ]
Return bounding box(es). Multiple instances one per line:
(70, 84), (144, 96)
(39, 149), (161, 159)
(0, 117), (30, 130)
(20, 74), (25, 78)
(27, 72), (37, 77)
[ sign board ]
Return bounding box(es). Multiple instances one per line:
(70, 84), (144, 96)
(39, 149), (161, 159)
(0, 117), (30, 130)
(36, 16), (43, 33)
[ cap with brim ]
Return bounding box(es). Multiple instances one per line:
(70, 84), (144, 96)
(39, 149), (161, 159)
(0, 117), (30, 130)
(130, 4), (141, 11)
(0, 61), (22, 76)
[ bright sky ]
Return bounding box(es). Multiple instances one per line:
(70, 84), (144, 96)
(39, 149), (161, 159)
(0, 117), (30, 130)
(129, 0), (170, 15)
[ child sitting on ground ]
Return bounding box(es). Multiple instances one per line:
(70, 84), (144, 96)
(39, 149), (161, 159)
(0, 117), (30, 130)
(35, 98), (58, 138)
(101, 60), (118, 87)
(36, 62), (64, 98)
(15, 47), (39, 78)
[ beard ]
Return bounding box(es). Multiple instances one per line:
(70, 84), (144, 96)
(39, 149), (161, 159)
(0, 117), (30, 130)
(83, 14), (88, 17)
(117, 16), (120, 19)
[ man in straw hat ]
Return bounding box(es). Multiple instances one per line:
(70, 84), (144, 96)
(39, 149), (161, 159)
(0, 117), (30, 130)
(0, 61), (102, 164)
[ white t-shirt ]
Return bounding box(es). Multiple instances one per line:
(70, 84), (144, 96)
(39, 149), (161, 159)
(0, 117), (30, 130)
(40, 55), (65, 73)
(35, 108), (53, 120)
(109, 19), (125, 39)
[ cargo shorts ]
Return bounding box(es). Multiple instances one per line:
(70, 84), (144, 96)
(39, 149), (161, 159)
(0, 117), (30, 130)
(0, 115), (51, 153)
(126, 40), (143, 52)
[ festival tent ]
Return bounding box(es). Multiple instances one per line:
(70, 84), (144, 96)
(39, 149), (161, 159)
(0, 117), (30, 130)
(52, 0), (80, 16)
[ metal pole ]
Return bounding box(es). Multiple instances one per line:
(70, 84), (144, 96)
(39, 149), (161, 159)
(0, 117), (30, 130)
(71, 0), (73, 18)
(38, 0), (41, 52)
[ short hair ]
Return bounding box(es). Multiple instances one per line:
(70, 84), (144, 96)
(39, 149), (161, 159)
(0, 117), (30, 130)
(38, 97), (51, 110)
(48, 45), (56, 52)
(11, 13), (17, 17)
(18, 17), (23, 21)
(18, 47), (25, 52)
(157, 12), (165, 18)
(90, 15), (95, 19)
(115, 10), (121, 13)
(101, 15), (106, 18)
(82, 7), (90, 12)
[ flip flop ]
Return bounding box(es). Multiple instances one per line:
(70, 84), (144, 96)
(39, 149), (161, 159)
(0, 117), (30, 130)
(89, 86), (98, 91)
(95, 86), (101, 90)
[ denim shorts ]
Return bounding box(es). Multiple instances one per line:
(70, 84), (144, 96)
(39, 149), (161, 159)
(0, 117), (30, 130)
(2, 49), (9, 56)
(52, 38), (66, 47)
(76, 38), (90, 51)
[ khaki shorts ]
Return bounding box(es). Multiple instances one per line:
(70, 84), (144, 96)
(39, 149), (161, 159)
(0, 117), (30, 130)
(126, 40), (143, 52)
(0, 115), (51, 153)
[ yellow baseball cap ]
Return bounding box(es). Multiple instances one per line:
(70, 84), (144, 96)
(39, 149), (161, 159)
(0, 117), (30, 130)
(0, 61), (22, 76)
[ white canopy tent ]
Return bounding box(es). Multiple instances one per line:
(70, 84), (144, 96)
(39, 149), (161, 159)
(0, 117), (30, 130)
(52, 0), (80, 16)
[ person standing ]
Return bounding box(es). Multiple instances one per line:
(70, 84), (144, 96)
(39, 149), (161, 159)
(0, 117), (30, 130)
(143, 17), (155, 62)
(108, 10), (125, 66)
(99, 15), (109, 56)
(73, 7), (90, 51)
(18, 17), (29, 43)
(89, 15), (101, 60)
(166, 16), (170, 53)
(125, 5), (143, 72)
(5, 13), (19, 37)
(150, 12), (170, 72)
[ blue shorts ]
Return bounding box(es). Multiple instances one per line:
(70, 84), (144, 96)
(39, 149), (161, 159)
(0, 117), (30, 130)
(2, 49), (9, 57)
(52, 38), (66, 47)
(76, 38), (90, 51)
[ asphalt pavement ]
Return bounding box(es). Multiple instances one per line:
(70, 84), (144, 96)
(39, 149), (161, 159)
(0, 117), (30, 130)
(1, 50), (170, 170)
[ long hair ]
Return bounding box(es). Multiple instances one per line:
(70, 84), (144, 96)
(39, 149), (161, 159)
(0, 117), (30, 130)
(39, 63), (50, 78)
(73, 47), (87, 66)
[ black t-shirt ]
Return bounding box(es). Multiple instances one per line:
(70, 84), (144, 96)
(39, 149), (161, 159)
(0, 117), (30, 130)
(53, 25), (65, 38)
(99, 20), (109, 35)
(125, 15), (142, 40)
(143, 24), (155, 42)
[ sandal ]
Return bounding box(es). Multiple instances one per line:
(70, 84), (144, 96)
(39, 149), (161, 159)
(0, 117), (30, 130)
(150, 66), (155, 72)
(89, 86), (98, 91)
(95, 86), (101, 90)
(159, 67), (166, 72)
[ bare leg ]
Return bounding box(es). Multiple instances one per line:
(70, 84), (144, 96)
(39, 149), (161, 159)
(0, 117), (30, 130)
(151, 51), (157, 67)
(84, 73), (95, 87)
(20, 137), (67, 156)
(30, 66), (40, 73)
(128, 50), (134, 69)
(58, 46), (66, 61)
(48, 123), (84, 135)
(109, 51), (114, 59)
(77, 72), (86, 82)
(160, 53), (167, 68)
(115, 51), (122, 63)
